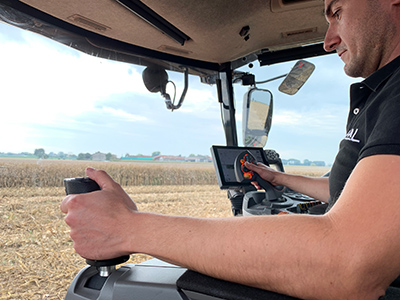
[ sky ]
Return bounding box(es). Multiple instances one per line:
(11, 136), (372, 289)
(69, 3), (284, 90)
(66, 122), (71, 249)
(0, 21), (358, 165)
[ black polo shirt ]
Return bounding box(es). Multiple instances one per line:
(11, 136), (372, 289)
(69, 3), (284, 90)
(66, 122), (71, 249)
(327, 55), (400, 210)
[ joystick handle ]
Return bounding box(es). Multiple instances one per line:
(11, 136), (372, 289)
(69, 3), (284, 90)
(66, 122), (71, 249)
(64, 176), (101, 195)
(64, 177), (129, 277)
(234, 151), (283, 200)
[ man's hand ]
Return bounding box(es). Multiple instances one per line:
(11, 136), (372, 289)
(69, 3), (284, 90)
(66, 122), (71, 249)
(60, 167), (137, 260)
(244, 161), (281, 189)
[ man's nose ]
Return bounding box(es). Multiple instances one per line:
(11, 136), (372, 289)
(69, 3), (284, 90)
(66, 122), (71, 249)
(323, 24), (340, 52)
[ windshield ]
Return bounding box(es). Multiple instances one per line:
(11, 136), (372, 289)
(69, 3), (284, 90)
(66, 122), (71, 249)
(1, 19), (356, 299)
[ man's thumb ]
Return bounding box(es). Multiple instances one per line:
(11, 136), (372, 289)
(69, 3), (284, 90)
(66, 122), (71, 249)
(85, 167), (115, 189)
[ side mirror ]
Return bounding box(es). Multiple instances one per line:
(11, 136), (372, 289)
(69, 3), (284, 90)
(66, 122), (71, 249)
(278, 60), (315, 95)
(242, 88), (273, 147)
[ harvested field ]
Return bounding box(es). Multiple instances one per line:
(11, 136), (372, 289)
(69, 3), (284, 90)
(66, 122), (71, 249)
(0, 159), (329, 299)
(283, 165), (330, 177)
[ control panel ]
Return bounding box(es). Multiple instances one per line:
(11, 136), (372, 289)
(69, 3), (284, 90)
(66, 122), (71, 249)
(211, 145), (324, 215)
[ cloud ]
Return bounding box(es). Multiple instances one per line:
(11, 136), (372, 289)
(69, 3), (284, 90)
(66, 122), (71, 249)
(274, 111), (301, 125)
(274, 106), (347, 135)
(0, 28), (147, 111)
(98, 107), (149, 123)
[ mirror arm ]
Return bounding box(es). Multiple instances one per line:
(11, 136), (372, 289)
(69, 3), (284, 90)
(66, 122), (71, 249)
(162, 93), (173, 109)
(162, 68), (189, 111)
(255, 73), (287, 85)
(173, 67), (189, 111)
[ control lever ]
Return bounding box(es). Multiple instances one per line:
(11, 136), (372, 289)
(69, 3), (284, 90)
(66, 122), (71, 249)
(234, 151), (283, 200)
(64, 177), (129, 277)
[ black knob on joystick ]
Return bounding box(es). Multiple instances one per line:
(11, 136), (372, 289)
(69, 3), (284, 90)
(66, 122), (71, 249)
(64, 177), (129, 277)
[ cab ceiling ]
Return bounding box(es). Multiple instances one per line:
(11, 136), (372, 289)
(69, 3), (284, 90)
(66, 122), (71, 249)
(20, 0), (327, 64)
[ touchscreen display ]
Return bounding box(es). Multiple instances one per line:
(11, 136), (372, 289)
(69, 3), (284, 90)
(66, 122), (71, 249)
(210, 145), (268, 189)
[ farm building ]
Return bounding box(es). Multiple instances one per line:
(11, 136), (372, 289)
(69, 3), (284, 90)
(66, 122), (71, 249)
(121, 155), (153, 161)
(185, 156), (212, 163)
(153, 155), (186, 162)
(92, 152), (106, 161)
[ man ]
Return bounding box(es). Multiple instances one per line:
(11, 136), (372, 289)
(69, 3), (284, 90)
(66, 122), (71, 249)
(61, 0), (400, 298)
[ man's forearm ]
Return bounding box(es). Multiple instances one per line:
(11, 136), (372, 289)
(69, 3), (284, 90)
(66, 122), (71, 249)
(130, 212), (351, 299)
(245, 162), (330, 202)
(277, 173), (330, 202)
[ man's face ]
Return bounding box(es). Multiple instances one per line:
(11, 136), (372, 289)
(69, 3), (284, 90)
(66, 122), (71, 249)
(324, 0), (395, 78)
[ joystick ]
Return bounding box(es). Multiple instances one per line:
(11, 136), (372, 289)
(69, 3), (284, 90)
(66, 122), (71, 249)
(234, 151), (257, 182)
(64, 177), (129, 277)
(234, 151), (284, 200)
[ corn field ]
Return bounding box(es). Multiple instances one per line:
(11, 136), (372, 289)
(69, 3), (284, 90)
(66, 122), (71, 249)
(0, 159), (218, 188)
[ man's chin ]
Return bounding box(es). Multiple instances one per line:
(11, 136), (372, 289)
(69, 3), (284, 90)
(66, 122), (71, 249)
(343, 61), (360, 78)
(344, 63), (369, 79)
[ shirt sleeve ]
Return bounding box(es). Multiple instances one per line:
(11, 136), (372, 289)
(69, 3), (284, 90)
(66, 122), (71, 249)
(359, 75), (400, 161)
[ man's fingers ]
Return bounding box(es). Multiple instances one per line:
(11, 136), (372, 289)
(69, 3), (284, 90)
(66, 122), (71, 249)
(245, 161), (261, 172)
(85, 167), (116, 190)
(60, 195), (76, 214)
(60, 168), (115, 214)
(251, 181), (261, 190)
(60, 196), (69, 213)
(244, 161), (254, 169)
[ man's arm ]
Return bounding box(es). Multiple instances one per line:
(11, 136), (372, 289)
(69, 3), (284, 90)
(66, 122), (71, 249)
(61, 155), (400, 300)
(245, 162), (330, 202)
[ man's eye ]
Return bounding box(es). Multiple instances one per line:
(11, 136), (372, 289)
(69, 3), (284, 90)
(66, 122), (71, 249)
(332, 9), (341, 20)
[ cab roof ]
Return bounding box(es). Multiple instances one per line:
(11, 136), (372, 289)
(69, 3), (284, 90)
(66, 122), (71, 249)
(0, 0), (329, 76)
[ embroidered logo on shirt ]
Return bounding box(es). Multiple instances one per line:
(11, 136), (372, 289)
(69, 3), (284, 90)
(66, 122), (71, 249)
(344, 128), (360, 143)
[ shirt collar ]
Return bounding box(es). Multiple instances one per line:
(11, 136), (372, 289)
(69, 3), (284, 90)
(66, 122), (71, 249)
(363, 55), (400, 92)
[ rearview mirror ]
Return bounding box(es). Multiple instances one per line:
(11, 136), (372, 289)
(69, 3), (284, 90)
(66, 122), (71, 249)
(278, 60), (315, 95)
(242, 88), (273, 148)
